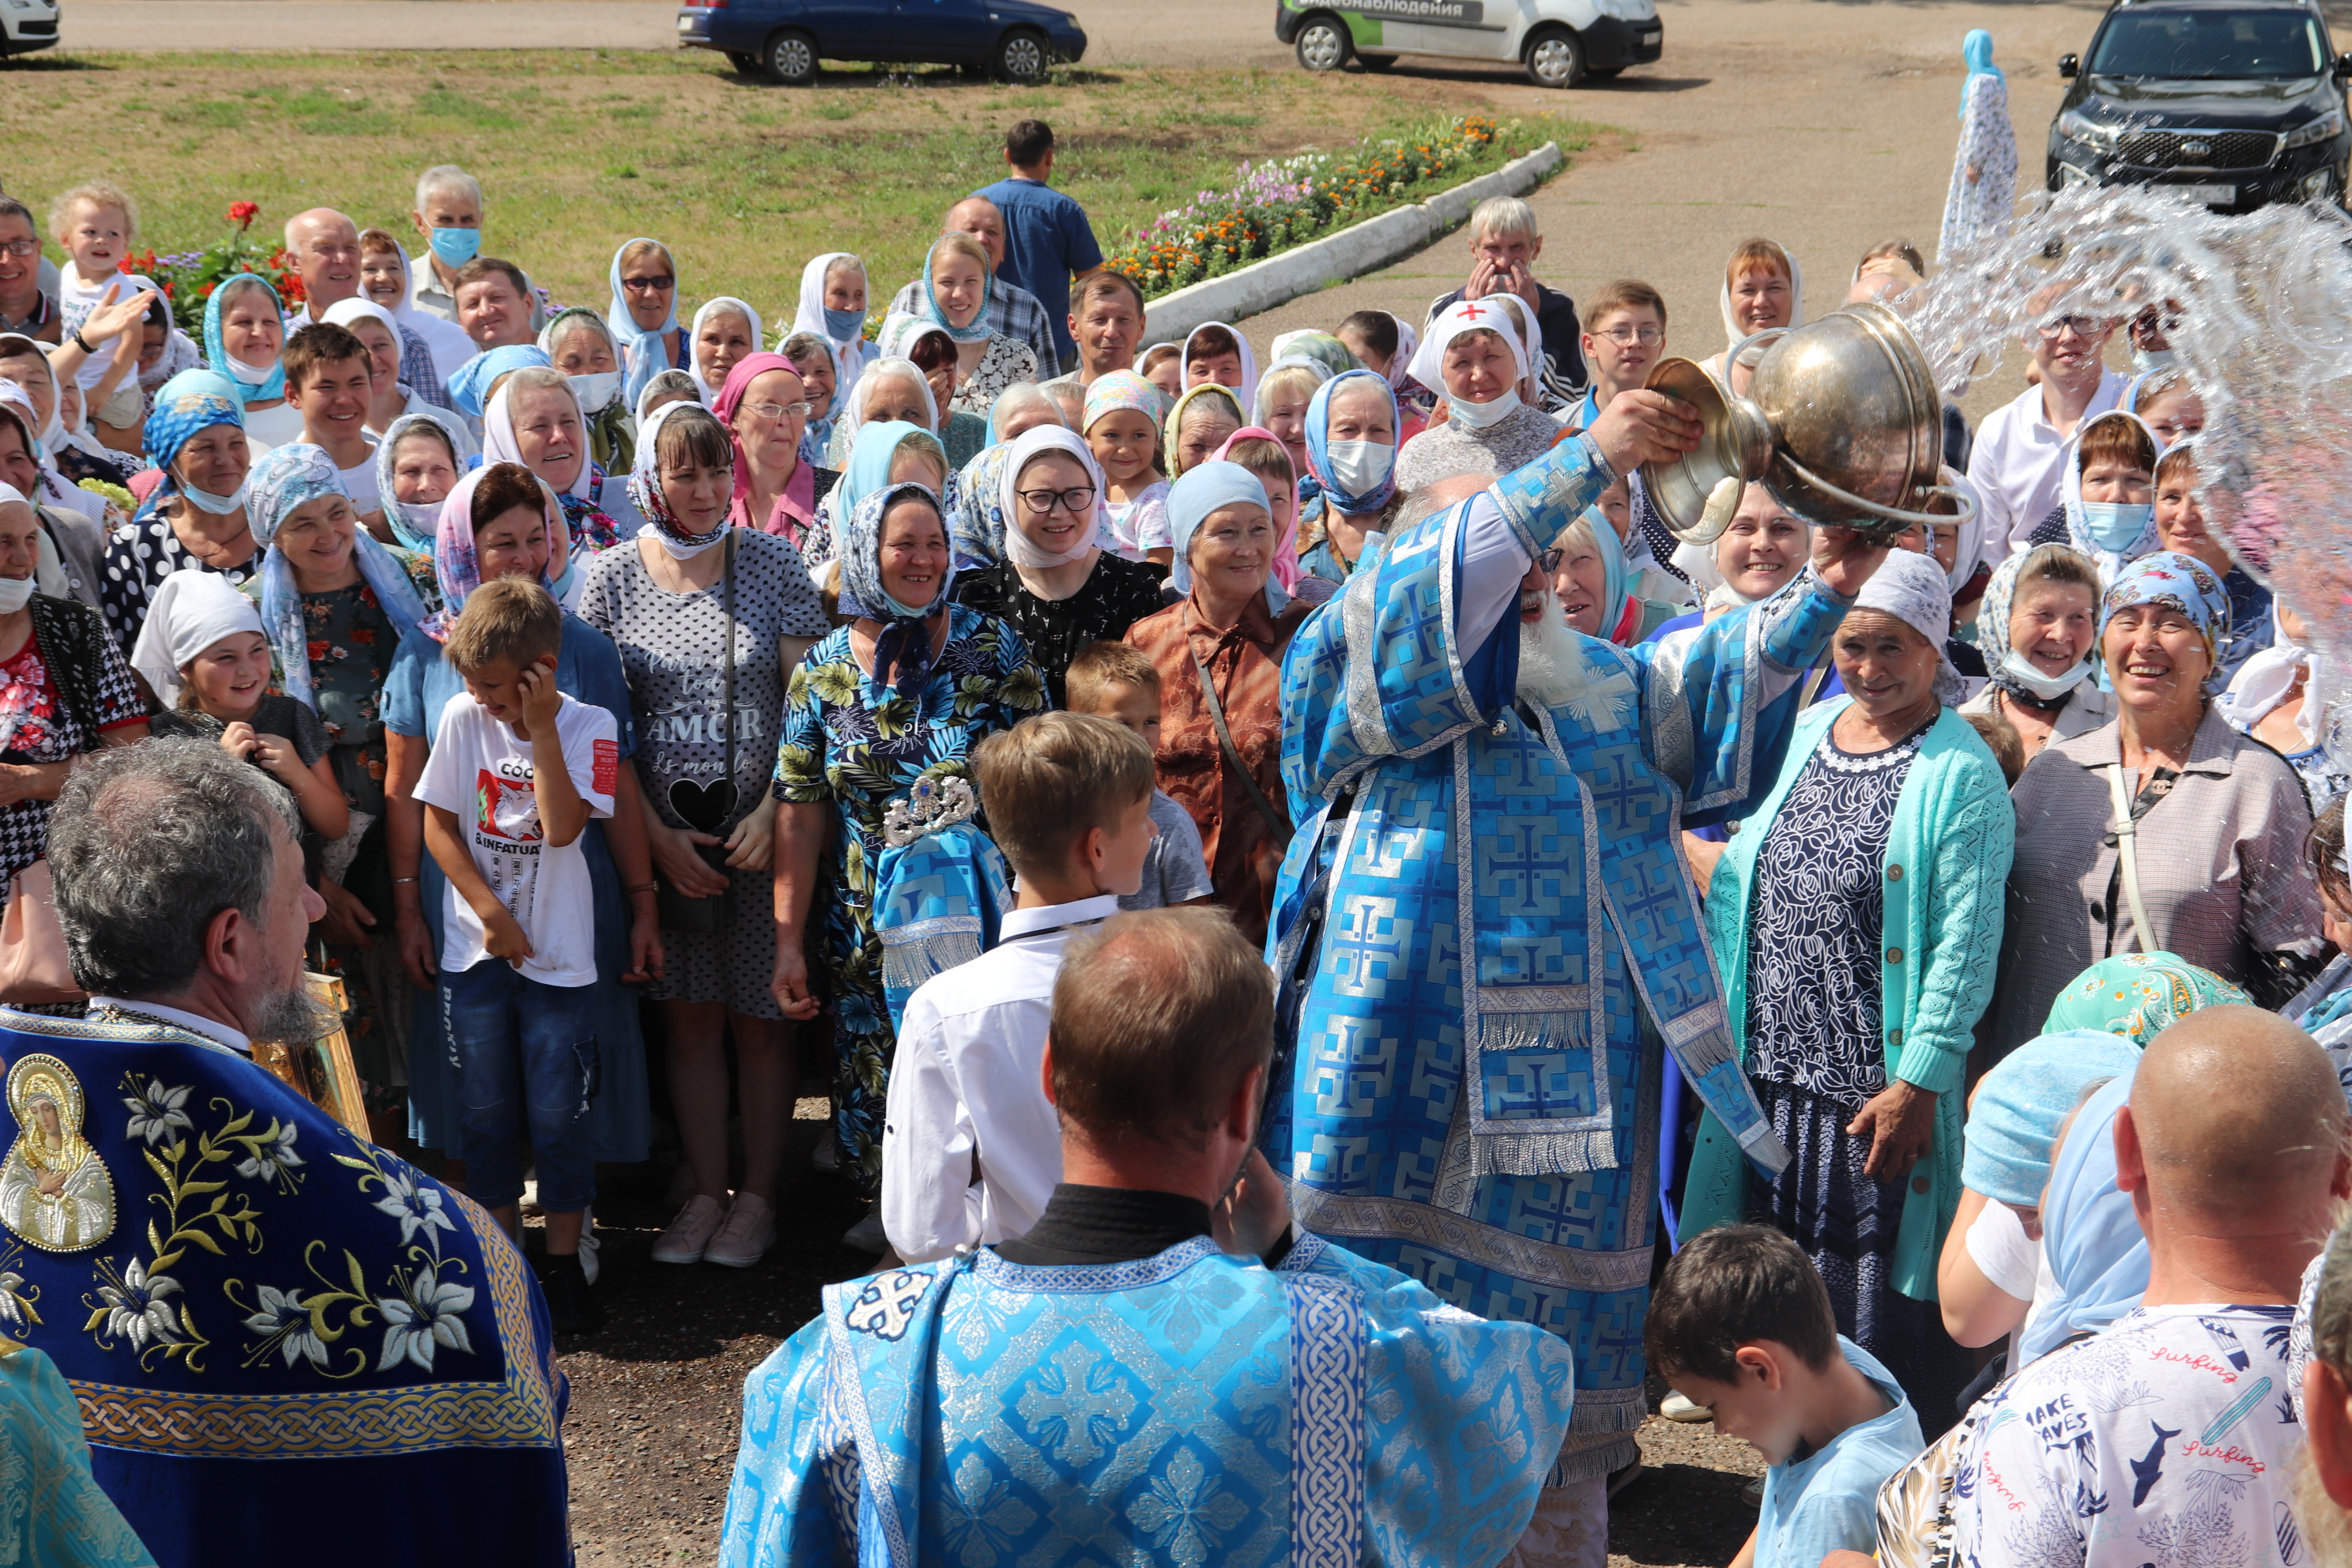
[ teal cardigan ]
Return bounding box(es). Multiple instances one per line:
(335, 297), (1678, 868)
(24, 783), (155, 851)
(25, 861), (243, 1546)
(1676, 698), (2015, 1301)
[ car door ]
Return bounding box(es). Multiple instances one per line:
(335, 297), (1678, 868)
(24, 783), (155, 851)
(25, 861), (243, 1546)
(1368, 0), (1510, 62)
(797, 0), (891, 58)
(891, 0), (994, 62)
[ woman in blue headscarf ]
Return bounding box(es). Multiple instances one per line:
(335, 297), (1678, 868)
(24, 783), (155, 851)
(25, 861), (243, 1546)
(243, 442), (435, 1097)
(609, 237), (687, 411)
(771, 477), (1046, 1239)
(202, 273), (303, 449)
(1940, 28), (2017, 261)
(916, 233), (1036, 417)
(1123, 460), (1307, 944)
(100, 368), (262, 657)
(1296, 368), (1400, 589)
(806, 417), (956, 602)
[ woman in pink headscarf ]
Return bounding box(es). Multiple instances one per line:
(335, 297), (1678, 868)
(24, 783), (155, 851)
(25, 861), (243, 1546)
(712, 351), (837, 552)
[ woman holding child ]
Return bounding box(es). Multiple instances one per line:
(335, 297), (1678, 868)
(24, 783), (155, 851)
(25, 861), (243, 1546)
(770, 478), (1047, 1244)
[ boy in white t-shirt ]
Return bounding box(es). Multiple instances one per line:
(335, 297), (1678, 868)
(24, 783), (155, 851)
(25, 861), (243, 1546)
(416, 577), (617, 1334)
(48, 182), (154, 414)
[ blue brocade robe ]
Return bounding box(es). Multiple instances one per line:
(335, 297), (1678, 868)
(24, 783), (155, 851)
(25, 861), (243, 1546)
(0, 1008), (569, 1568)
(1264, 435), (1849, 1483)
(718, 1230), (1575, 1568)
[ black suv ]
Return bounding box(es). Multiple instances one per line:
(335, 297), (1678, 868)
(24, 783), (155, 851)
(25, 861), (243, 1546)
(2048, 0), (2352, 211)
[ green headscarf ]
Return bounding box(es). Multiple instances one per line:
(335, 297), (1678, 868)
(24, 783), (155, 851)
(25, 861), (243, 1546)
(2041, 952), (2250, 1046)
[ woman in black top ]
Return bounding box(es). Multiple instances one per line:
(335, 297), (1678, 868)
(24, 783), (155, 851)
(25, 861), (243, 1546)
(952, 425), (1167, 707)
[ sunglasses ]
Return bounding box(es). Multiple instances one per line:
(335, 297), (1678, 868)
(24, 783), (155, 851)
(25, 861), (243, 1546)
(622, 274), (677, 292)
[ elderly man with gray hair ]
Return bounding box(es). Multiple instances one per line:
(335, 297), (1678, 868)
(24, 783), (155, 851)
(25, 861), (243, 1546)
(3, 741), (574, 1565)
(407, 164), (544, 335)
(281, 206), (452, 414)
(1426, 194), (1585, 402)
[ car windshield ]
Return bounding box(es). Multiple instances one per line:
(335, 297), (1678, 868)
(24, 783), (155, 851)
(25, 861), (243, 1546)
(2089, 9), (2328, 77)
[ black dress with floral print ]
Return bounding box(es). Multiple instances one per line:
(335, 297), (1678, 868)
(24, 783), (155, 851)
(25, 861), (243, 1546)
(772, 602), (1048, 1195)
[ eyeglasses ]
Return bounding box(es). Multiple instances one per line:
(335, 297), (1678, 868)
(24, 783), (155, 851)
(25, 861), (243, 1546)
(1016, 484), (1097, 515)
(1598, 326), (1662, 346)
(1537, 548), (1564, 573)
(621, 275), (677, 292)
(0, 239), (38, 259)
(2038, 315), (2100, 337)
(746, 400), (814, 420)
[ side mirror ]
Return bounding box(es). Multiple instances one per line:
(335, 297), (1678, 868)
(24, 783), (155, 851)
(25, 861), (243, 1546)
(2335, 50), (2352, 80)
(2058, 53), (2079, 78)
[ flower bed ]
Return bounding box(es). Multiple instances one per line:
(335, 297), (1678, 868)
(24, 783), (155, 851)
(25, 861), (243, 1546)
(120, 201), (306, 332)
(1104, 114), (1528, 299)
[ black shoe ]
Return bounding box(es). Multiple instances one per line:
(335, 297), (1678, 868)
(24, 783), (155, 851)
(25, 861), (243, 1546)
(537, 1252), (602, 1335)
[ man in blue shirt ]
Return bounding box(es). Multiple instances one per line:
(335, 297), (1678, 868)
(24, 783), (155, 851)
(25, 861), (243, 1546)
(973, 119), (1103, 375)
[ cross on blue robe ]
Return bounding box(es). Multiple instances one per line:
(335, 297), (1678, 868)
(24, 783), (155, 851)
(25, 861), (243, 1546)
(1264, 432), (1851, 1483)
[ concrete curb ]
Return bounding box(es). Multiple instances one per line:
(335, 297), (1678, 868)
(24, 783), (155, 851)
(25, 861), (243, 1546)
(1140, 140), (1566, 345)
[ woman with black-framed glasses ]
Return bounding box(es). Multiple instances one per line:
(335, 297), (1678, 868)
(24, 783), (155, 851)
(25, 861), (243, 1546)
(952, 425), (1164, 707)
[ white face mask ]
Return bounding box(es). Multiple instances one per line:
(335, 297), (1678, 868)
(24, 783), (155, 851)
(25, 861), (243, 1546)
(1998, 645), (2094, 702)
(180, 481), (247, 515)
(0, 576), (36, 614)
(1446, 387), (1523, 429)
(570, 371), (622, 414)
(1324, 439), (1394, 498)
(2131, 345), (2177, 374)
(223, 355), (276, 388)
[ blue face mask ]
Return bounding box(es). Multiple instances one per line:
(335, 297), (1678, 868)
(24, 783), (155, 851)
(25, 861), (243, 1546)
(429, 227), (482, 268)
(824, 307), (865, 341)
(2080, 500), (2154, 552)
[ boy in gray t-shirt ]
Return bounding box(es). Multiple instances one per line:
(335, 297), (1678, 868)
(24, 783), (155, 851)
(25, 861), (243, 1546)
(1061, 641), (1212, 913)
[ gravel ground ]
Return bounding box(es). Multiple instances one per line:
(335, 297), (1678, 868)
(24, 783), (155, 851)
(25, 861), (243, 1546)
(535, 1094), (1766, 1566)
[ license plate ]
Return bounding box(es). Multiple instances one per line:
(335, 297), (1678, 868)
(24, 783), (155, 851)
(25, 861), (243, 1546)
(676, 13), (694, 29)
(2177, 183), (2236, 205)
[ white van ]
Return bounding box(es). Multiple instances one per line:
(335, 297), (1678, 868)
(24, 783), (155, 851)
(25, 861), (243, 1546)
(1276, 0), (1660, 87)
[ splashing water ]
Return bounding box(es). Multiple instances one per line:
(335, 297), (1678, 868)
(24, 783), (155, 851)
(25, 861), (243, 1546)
(1900, 184), (2352, 658)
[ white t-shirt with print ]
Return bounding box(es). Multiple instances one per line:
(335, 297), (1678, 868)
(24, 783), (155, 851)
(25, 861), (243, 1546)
(416, 689), (616, 988)
(1951, 1302), (2303, 1568)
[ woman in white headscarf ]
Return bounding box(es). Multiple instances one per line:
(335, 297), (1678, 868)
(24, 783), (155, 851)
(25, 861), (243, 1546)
(789, 251), (870, 390)
(1939, 30), (2018, 262)
(823, 355), (939, 469)
(2219, 601), (2351, 812)
(874, 313), (987, 469)
(1703, 237), (1804, 394)
(688, 296), (763, 404)
(1180, 322), (1260, 417)
(1395, 298), (1564, 489)
(539, 307), (635, 474)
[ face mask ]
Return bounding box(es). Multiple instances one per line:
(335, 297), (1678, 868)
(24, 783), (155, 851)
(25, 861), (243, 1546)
(0, 577), (34, 615)
(2079, 499), (2153, 552)
(569, 371), (621, 414)
(429, 227), (482, 268)
(2131, 345), (2176, 374)
(179, 480), (246, 515)
(1446, 387), (1523, 429)
(654, 527), (728, 561)
(824, 307), (865, 341)
(1997, 645), (2094, 703)
(1325, 439), (1394, 499)
(223, 355), (276, 388)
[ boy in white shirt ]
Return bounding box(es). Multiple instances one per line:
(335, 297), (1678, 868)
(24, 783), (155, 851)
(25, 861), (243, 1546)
(881, 713), (1157, 1263)
(416, 577), (617, 1333)
(47, 182), (156, 421)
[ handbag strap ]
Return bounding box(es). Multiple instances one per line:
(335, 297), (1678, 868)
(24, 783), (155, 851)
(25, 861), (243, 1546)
(1188, 637), (1291, 848)
(722, 532), (737, 819)
(2104, 760), (2158, 952)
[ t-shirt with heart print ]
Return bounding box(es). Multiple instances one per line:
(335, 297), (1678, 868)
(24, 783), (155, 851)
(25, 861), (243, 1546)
(415, 688), (617, 988)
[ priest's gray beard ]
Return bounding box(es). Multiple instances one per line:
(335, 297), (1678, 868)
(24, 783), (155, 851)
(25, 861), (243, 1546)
(1516, 585), (1585, 710)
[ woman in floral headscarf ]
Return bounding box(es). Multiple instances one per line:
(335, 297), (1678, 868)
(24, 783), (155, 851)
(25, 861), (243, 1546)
(1989, 550), (2328, 1058)
(770, 478), (1046, 1242)
(383, 461), (658, 1185)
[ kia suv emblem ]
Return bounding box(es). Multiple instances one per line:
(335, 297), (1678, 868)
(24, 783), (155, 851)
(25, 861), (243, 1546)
(2182, 138), (2212, 156)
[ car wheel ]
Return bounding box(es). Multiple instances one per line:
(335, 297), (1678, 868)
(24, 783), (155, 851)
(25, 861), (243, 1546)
(1358, 51), (1396, 71)
(1294, 14), (1351, 72)
(1524, 26), (1585, 88)
(761, 29), (818, 85)
(993, 28), (1050, 81)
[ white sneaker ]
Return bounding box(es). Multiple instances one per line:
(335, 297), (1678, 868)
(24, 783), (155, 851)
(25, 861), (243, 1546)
(651, 1194), (728, 1265)
(706, 1193), (775, 1268)
(1660, 1392), (1711, 1423)
(842, 1205), (888, 1253)
(578, 1212), (601, 1285)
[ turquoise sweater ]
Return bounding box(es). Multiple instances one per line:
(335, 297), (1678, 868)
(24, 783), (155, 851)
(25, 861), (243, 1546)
(1677, 699), (2015, 1301)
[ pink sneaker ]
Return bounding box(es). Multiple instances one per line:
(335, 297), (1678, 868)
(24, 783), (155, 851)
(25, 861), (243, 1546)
(651, 1193), (727, 1265)
(706, 1193), (775, 1268)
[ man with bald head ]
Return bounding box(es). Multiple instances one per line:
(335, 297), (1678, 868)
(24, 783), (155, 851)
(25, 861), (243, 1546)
(282, 207), (450, 413)
(886, 194), (1058, 371)
(1951, 1006), (2351, 1568)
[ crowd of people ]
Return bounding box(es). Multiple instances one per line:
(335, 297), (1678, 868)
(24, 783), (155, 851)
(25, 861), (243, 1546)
(6, 47), (2352, 1567)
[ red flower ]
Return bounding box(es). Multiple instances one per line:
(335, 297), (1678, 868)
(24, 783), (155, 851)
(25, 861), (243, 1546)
(228, 200), (260, 229)
(307, 640), (330, 662)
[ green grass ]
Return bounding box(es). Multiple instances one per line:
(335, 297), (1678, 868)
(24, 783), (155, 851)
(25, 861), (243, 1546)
(2, 50), (1600, 322)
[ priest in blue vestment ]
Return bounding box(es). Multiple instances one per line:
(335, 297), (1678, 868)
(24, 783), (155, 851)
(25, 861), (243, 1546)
(1264, 392), (1891, 1558)
(722, 906), (1577, 1568)
(4, 741), (570, 1568)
